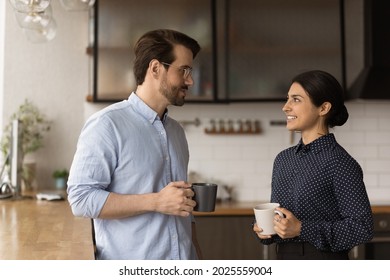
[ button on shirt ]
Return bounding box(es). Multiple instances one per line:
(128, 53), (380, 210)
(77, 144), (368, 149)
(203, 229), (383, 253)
(263, 134), (373, 252)
(67, 93), (196, 260)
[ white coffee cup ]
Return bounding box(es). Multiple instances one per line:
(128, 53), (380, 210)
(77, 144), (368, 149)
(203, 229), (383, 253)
(253, 202), (283, 235)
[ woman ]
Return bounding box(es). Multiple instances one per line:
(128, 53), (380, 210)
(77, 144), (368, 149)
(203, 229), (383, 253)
(253, 70), (373, 260)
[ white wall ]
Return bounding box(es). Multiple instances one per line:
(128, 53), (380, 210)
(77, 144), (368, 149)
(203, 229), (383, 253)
(2, 1), (390, 205)
(167, 101), (390, 204)
(0, 0), (5, 134)
(3, 1), (88, 188)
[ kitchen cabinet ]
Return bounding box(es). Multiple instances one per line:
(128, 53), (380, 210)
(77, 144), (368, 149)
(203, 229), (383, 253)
(194, 201), (276, 259)
(221, 0), (344, 101)
(89, 0), (214, 102)
(350, 211), (390, 260)
(195, 215), (276, 260)
(196, 203), (390, 260)
(89, 0), (344, 102)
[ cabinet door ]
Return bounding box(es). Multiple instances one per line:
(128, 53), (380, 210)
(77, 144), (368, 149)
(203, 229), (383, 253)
(91, 0), (214, 102)
(220, 0), (344, 101)
(195, 216), (276, 260)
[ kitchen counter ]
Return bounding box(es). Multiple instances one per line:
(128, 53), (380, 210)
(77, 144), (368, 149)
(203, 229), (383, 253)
(194, 201), (390, 216)
(372, 205), (390, 214)
(0, 194), (94, 260)
(194, 201), (390, 260)
(1, 196), (388, 260)
(194, 201), (259, 216)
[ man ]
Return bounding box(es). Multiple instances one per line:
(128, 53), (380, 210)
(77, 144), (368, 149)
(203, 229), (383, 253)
(67, 29), (202, 260)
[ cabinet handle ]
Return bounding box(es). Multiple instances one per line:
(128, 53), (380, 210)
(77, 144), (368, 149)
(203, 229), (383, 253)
(351, 246), (359, 259)
(263, 245), (269, 260)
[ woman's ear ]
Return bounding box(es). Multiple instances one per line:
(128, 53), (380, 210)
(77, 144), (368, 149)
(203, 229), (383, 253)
(320, 102), (332, 116)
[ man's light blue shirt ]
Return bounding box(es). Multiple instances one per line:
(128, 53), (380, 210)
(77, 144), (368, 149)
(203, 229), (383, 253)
(67, 93), (196, 260)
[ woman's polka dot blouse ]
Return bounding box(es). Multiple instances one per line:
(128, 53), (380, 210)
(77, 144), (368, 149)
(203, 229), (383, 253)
(262, 133), (374, 252)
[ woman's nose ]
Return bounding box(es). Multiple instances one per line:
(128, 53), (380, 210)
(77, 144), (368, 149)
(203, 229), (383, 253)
(282, 102), (289, 112)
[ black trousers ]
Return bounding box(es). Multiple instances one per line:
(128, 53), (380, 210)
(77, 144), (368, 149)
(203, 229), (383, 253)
(276, 242), (349, 260)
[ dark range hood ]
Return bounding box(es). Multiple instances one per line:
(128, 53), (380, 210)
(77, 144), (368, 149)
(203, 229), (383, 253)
(348, 0), (390, 99)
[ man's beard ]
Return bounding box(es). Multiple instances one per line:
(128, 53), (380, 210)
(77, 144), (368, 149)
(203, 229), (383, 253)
(159, 76), (187, 106)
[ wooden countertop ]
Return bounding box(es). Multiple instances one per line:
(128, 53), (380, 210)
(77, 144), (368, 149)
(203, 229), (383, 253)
(194, 201), (259, 216)
(0, 194), (95, 260)
(1, 196), (388, 260)
(371, 205), (390, 214)
(194, 201), (390, 216)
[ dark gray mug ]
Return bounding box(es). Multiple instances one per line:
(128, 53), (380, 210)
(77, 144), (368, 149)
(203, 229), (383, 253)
(192, 183), (218, 212)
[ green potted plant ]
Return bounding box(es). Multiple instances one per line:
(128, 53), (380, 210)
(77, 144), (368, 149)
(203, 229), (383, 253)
(52, 169), (69, 189)
(0, 99), (51, 189)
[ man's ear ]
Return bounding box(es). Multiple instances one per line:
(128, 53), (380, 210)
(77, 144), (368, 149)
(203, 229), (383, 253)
(149, 59), (160, 77)
(320, 102), (332, 116)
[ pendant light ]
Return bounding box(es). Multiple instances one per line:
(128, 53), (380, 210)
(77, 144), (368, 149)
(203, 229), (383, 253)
(60, 0), (96, 11)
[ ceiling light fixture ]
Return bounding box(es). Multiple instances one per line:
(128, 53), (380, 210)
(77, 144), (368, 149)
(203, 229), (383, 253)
(9, 0), (95, 43)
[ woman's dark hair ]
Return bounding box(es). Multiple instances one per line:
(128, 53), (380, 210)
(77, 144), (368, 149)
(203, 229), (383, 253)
(292, 70), (349, 127)
(133, 29), (201, 85)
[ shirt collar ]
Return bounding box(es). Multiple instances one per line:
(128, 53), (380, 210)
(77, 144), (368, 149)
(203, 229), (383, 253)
(128, 92), (169, 124)
(294, 133), (336, 154)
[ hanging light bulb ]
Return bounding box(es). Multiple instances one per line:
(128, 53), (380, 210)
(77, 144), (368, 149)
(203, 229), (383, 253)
(14, 4), (53, 30)
(9, 0), (51, 13)
(10, 0), (93, 44)
(23, 18), (57, 43)
(59, 0), (95, 11)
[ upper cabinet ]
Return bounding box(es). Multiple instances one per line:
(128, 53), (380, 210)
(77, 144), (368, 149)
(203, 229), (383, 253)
(221, 0), (344, 101)
(90, 0), (214, 102)
(88, 0), (344, 103)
